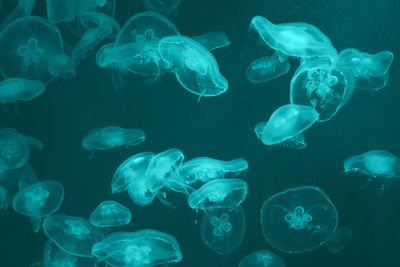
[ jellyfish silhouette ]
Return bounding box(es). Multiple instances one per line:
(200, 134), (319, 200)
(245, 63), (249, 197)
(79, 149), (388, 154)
(89, 200), (132, 228)
(239, 250), (286, 267)
(246, 53), (291, 84)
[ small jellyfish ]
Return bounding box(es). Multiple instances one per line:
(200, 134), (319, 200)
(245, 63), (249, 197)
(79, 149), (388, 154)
(48, 54), (76, 79)
(89, 200), (132, 228)
(0, 78), (45, 104)
(141, 0), (182, 15)
(200, 206), (246, 255)
(0, 128), (30, 172)
(239, 250), (286, 267)
(192, 31), (231, 51)
(80, 11), (120, 35)
(260, 186), (338, 253)
(0, 163), (38, 191)
(72, 26), (113, 61)
(81, 126), (145, 153)
(92, 229), (182, 266)
(158, 35), (228, 100)
(0, 185), (11, 210)
(0, 16), (64, 85)
(325, 226), (352, 254)
(246, 53), (291, 84)
(188, 179), (248, 210)
(250, 16), (337, 58)
(258, 104), (318, 147)
(43, 214), (104, 257)
(96, 42), (120, 68)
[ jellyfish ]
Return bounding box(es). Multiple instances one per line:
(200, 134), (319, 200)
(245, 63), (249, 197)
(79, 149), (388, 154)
(188, 179), (248, 210)
(250, 16), (337, 59)
(200, 206), (246, 255)
(72, 26), (113, 61)
(80, 11), (120, 35)
(89, 200), (132, 228)
(325, 226), (352, 254)
(336, 48), (393, 91)
(96, 42), (119, 68)
(290, 57), (355, 121)
(43, 214), (104, 257)
(239, 250), (286, 267)
(0, 185), (11, 210)
(0, 0), (35, 31)
(141, 0), (182, 15)
(81, 126), (145, 154)
(0, 163), (38, 192)
(192, 31), (231, 51)
(48, 54), (76, 79)
(0, 16), (64, 85)
(258, 104), (318, 147)
(158, 35), (229, 100)
(260, 186), (338, 253)
(246, 53), (291, 84)
(0, 78), (45, 106)
(0, 128), (30, 172)
(92, 229), (182, 266)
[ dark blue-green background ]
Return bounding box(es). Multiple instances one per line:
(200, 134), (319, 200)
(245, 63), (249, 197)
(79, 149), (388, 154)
(1, 0), (400, 266)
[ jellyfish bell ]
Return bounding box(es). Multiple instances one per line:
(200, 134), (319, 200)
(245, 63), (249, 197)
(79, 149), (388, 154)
(79, 11), (120, 36)
(239, 250), (286, 267)
(0, 78), (45, 104)
(192, 31), (231, 51)
(0, 128), (30, 172)
(246, 53), (291, 84)
(325, 226), (352, 254)
(48, 54), (76, 79)
(89, 200), (132, 228)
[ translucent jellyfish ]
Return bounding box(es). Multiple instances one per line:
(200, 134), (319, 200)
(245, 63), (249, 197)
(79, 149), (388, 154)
(0, 78), (45, 105)
(336, 48), (394, 91)
(239, 250), (286, 267)
(48, 54), (76, 79)
(141, 0), (182, 15)
(46, 0), (103, 23)
(259, 104), (318, 147)
(246, 53), (291, 84)
(92, 229), (182, 266)
(192, 31), (231, 51)
(158, 35), (228, 99)
(12, 180), (64, 217)
(0, 0), (35, 31)
(81, 126), (145, 152)
(43, 240), (98, 267)
(250, 16), (337, 58)
(290, 57), (355, 121)
(43, 214), (104, 257)
(0, 185), (11, 210)
(112, 152), (155, 194)
(0, 163), (38, 191)
(325, 226), (352, 254)
(80, 11), (120, 35)
(200, 206), (245, 255)
(0, 128), (30, 172)
(344, 150), (400, 187)
(72, 26), (113, 61)
(89, 200), (132, 228)
(96, 42), (119, 68)
(260, 186), (338, 253)
(188, 179), (248, 210)
(114, 12), (179, 79)
(0, 16), (64, 85)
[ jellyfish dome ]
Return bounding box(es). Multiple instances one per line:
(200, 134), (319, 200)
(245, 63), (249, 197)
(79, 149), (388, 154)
(325, 226), (352, 254)
(0, 16), (64, 85)
(200, 206), (246, 255)
(12, 180), (64, 217)
(92, 229), (182, 266)
(239, 250), (286, 267)
(260, 186), (338, 253)
(344, 150), (400, 178)
(260, 104), (318, 146)
(48, 54), (76, 79)
(0, 128), (30, 171)
(246, 53), (291, 84)
(250, 16), (337, 59)
(188, 179), (248, 210)
(0, 78), (45, 104)
(89, 200), (132, 228)
(192, 31), (231, 52)
(43, 214), (104, 257)
(141, 0), (182, 15)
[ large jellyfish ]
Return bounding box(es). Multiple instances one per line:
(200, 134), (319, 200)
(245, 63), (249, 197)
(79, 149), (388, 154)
(43, 214), (104, 257)
(0, 78), (45, 104)
(192, 31), (231, 51)
(246, 53), (291, 84)
(257, 104), (318, 147)
(141, 0), (182, 15)
(290, 57), (355, 121)
(200, 206), (246, 255)
(325, 226), (352, 254)
(239, 250), (286, 267)
(0, 16), (64, 85)
(250, 16), (337, 59)
(48, 54), (76, 79)
(92, 229), (182, 266)
(188, 179), (248, 210)
(158, 35), (229, 100)
(89, 200), (132, 228)
(260, 186), (338, 253)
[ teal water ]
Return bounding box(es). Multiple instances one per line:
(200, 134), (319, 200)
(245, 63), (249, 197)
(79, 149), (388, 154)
(1, 0), (400, 266)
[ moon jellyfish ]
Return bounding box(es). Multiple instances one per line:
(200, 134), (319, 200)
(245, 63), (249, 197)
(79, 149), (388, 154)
(239, 250), (286, 267)
(48, 54), (76, 79)
(188, 179), (248, 210)
(72, 26), (113, 61)
(96, 42), (119, 68)
(0, 185), (11, 210)
(80, 11), (120, 35)
(259, 104), (318, 147)
(89, 200), (132, 228)
(92, 229), (183, 266)
(325, 226), (352, 254)
(246, 53), (291, 84)
(82, 126), (145, 152)
(158, 35), (229, 99)
(0, 128), (30, 172)
(200, 206), (245, 255)
(290, 57), (355, 121)
(0, 16), (64, 85)
(141, 0), (182, 15)
(0, 78), (45, 104)
(260, 186), (338, 253)
(336, 48), (393, 91)
(250, 16), (337, 58)
(43, 214), (104, 257)
(192, 31), (231, 51)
